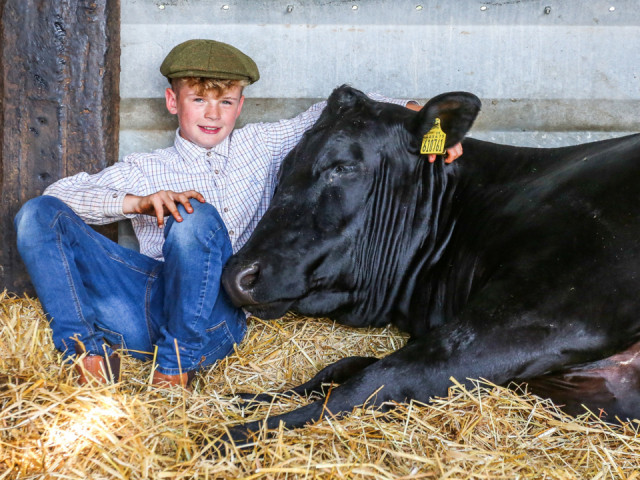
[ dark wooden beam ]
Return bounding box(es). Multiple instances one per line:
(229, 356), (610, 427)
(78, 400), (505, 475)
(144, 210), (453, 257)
(0, 0), (120, 294)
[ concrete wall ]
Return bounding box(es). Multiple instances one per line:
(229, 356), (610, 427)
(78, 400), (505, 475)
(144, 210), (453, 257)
(121, 0), (639, 157)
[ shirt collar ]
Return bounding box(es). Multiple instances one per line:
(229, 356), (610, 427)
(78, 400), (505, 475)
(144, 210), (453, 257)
(174, 129), (231, 164)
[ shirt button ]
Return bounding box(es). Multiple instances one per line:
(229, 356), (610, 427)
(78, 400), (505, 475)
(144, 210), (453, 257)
(206, 152), (212, 157)
(112, 193), (118, 198)
(214, 169), (219, 174)
(223, 207), (229, 212)
(229, 230), (235, 236)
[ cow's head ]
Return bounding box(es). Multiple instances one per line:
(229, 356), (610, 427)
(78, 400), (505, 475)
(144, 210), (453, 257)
(222, 85), (480, 326)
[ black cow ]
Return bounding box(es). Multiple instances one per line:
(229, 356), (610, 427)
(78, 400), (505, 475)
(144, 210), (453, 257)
(221, 85), (640, 445)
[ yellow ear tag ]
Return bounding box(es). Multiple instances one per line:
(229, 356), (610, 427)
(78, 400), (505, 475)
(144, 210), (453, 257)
(420, 118), (447, 155)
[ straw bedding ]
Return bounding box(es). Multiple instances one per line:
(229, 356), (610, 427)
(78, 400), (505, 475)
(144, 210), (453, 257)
(1, 289), (639, 479)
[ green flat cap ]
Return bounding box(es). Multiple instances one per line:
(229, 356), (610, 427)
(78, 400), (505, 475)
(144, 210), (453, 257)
(160, 39), (260, 84)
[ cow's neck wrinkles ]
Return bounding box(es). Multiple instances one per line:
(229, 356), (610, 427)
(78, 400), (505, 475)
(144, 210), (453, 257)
(348, 149), (465, 335)
(391, 137), (584, 337)
(347, 154), (409, 326)
(387, 155), (465, 336)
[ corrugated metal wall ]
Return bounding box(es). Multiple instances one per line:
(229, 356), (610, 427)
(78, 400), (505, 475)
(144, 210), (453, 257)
(120, 0), (639, 151)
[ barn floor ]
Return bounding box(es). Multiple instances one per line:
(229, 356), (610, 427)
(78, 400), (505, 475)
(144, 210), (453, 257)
(1, 290), (639, 479)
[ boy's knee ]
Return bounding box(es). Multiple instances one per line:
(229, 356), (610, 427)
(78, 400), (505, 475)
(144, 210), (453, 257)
(15, 196), (66, 239)
(162, 201), (232, 262)
(182, 199), (221, 221)
(164, 201), (225, 241)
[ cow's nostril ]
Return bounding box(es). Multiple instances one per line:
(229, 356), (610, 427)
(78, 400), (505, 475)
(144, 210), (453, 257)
(239, 265), (259, 290)
(222, 261), (261, 307)
(236, 263), (260, 292)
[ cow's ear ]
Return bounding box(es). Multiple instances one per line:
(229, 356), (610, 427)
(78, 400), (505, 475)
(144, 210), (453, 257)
(327, 85), (369, 114)
(409, 92), (481, 150)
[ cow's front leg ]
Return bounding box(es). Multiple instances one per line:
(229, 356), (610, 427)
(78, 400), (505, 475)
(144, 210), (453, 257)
(219, 345), (430, 448)
(220, 318), (616, 448)
(219, 337), (455, 447)
(236, 355), (379, 404)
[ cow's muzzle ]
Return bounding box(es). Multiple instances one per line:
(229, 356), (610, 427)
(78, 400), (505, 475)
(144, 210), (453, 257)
(221, 261), (260, 308)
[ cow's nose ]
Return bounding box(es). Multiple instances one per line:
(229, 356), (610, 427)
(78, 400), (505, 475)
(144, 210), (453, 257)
(222, 262), (260, 307)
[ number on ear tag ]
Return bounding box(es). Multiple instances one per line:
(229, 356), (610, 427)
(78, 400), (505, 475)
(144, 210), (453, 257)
(420, 118), (447, 155)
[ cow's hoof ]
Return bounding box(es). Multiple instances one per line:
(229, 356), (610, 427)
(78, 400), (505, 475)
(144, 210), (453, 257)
(223, 425), (262, 450)
(235, 390), (303, 406)
(200, 426), (258, 458)
(236, 391), (279, 403)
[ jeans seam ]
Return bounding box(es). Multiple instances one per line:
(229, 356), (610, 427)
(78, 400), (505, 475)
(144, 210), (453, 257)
(192, 223), (224, 331)
(144, 263), (163, 354)
(53, 212), (100, 354)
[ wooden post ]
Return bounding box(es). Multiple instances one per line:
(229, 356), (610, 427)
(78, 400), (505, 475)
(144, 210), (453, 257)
(0, 0), (120, 294)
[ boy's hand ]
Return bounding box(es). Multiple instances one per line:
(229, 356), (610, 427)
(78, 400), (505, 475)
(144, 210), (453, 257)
(405, 101), (463, 164)
(123, 190), (206, 227)
(432, 142), (463, 164)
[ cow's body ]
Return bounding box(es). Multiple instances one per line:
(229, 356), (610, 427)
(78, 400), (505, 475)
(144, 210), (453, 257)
(221, 86), (640, 444)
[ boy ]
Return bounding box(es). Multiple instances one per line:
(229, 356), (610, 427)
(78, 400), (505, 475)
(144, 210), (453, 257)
(15, 39), (461, 387)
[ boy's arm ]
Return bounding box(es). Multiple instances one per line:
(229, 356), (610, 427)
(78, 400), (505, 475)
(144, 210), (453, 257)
(46, 155), (207, 228)
(43, 159), (146, 225)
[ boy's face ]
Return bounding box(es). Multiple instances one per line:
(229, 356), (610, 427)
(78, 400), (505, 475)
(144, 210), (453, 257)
(165, 82), (245, 149)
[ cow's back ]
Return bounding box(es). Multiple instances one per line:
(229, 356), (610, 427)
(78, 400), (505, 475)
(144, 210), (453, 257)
(452, 133), (640, 350)
(456, 133), (640, 268)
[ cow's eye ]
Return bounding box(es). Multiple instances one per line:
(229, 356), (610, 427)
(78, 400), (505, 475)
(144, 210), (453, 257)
(332, 164), (357, 175)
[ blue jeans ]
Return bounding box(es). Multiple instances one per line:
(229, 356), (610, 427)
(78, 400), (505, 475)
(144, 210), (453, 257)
(14, 195), (246, 375)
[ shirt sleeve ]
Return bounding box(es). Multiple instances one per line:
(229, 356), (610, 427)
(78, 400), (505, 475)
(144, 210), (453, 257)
(43, 156), (148, 225)
(365, 92), (413, 107)
(260, 100), (327, 163)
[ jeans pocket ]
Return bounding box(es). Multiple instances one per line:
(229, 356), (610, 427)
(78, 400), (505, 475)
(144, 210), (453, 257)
(200, 320), (237, 364)
(96, 326), (128, 351)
